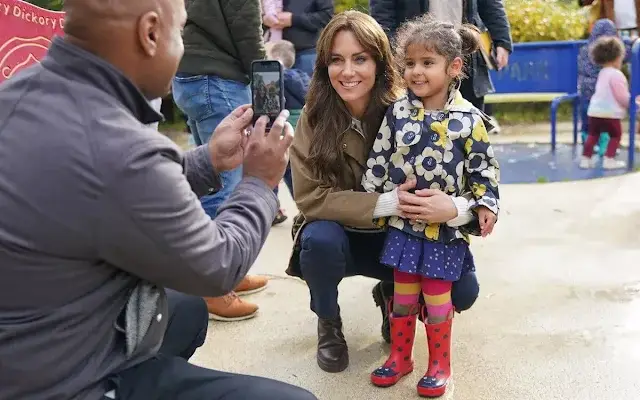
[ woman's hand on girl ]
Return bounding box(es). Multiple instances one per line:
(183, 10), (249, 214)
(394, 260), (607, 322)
(397, 181), (458, 224)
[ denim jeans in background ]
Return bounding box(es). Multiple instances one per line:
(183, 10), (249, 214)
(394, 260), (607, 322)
(273, 163), (293, 198)
(172, 74), (251, 219)
(293, 49), (316, 77)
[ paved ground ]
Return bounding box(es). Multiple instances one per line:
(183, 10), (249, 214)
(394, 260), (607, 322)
(166, 127), (640, 400)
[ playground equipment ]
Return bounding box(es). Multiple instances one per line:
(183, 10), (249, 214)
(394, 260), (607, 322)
(488, 39), (638, 172)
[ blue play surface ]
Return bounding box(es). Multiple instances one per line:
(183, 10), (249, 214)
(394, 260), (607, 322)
(493, 143), (640, 183)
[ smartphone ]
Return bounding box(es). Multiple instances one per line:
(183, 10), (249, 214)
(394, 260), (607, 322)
(251, 60), (285, 129)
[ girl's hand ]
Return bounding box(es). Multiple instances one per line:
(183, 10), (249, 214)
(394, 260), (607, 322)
(477, 206), (497, 237)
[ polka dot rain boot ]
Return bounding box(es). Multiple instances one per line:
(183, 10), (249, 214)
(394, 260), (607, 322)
(417, 316), (453, 398)
(370, 308), (417, 387)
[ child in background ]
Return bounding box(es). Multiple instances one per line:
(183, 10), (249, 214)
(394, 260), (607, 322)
(362, 16), (499, 398)
(578, 19), (635, 152)
(265, 40), (311, 224)
(267, 40), (311, 129)
(580, 35), (629, 169)
(262, 0), (283, 42)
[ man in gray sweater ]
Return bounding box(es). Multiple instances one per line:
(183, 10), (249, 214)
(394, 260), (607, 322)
(0, 0), (315, 399)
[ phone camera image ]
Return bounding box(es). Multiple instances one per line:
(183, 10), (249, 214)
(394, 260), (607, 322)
(252, 71), (281, 117)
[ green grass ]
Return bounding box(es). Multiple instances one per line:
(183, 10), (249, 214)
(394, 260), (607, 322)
(159, 119), (186, 132)
(491, 102), (573, 124)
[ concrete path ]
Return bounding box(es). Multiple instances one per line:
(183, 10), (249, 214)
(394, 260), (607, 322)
(160, 128), (640, 399)
(188, 170), (640, 400)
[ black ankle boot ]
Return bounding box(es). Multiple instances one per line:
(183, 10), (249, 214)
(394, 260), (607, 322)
(372, 281), (394, 344)
(317, 316), (348, 373)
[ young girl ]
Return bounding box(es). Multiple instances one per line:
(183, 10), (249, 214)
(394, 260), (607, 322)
(262, 0), (283, 42)
(362, 16), (500, 398)
(580, 35), (629, 170)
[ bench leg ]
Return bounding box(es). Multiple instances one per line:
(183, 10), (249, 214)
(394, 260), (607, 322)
(572, 98), (579, 146)
(550, 100), (560, 153)
(629, 102), (637, 171)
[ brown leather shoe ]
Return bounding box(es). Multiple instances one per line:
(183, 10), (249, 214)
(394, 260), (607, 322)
(234, 275), (269, 296)
(317, 316), (349, 373)
(204, 292), (258, 321)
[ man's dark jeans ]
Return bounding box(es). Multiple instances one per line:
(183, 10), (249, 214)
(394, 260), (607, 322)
(109, 290), (316, 400)
(299, 221), (479, 320)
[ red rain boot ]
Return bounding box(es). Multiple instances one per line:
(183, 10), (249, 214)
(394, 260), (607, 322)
(370, 310), (417, 387)
(417, 317), (453, 398)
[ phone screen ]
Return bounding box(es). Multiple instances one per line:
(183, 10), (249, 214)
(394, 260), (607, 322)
(252, 61), (283, 118)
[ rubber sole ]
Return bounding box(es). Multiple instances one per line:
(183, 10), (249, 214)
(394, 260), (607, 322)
(371, 366), (414, 387)
(317, 353), (349, 373)
(208, 310), (258, 322)
(235, 284), (268, 296)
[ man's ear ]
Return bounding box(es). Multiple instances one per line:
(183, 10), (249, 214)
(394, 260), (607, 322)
(137, 11), (160, 57)
(448, 57), (464, 79)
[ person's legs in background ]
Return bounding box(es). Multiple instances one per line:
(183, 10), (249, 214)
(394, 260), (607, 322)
(272, 184), (288, 226)
(580, 97), (590, 143)
(293, 49), (317, 77)
(483, 103), (502, 135)
(460, 75), (504, 136)
(601, 118), (626, 169)
(459, 75), (484, 111)
(172, 74), (268, 321)
(112, 291), (317, 400)
(272, 164), (294, 225)
(283, 163), (293, 195)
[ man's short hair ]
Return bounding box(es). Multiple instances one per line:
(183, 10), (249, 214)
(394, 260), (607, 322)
(266, 40), (296, 69)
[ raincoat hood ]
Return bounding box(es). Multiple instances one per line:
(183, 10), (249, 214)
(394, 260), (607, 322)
(589, 19), (617, 43)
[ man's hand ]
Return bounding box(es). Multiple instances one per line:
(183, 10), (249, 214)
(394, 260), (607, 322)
(243, 110), (294, 189)
(496, 46), (509, 70)
(208, 105), (254, 172)
(397, 183), (458, 224)
(477, 206), (497, 237)
(275, 11), (293, 28)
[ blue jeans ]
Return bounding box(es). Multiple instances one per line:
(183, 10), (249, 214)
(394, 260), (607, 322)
(172, 74), (251, 218)
(273, 163), (293, 197)
(293, 49), (316, 77)
(299, 221), (479, 319)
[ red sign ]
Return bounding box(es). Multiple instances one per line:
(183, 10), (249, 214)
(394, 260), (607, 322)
(0, 0), (64, 83)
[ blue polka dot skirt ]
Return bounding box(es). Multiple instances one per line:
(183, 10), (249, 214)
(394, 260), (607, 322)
(380, 227), (475, 281)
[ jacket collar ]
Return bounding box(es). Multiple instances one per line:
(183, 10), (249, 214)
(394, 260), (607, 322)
(41, 37), (163, 125)
(406, 87), (475, 113)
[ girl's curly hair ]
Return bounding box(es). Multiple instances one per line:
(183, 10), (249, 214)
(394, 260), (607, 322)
(394, 14), (481, 79)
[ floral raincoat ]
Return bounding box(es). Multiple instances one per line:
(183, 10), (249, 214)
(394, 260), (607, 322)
(361, 89), (500, 243)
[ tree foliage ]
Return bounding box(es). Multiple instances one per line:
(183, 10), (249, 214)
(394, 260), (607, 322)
(24, 0), (63, 11)
(333, 0), (588, 42)
(334, 0), (369, 13)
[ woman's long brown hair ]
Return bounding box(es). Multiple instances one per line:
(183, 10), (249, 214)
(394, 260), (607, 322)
(305, 11), (403, 187)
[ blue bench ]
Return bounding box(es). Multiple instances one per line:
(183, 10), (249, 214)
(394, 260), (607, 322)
(486, 40), (586, 152)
